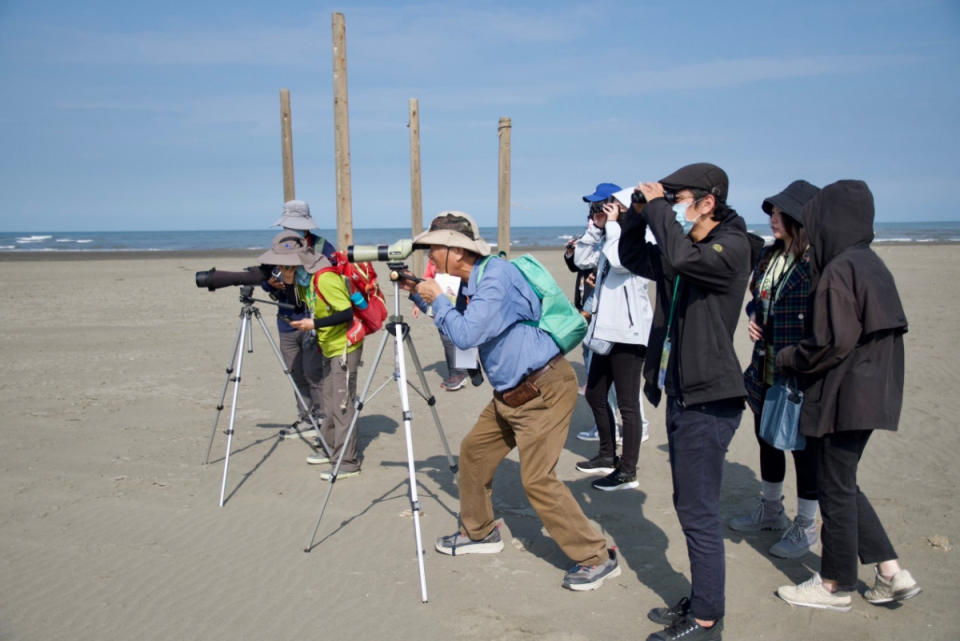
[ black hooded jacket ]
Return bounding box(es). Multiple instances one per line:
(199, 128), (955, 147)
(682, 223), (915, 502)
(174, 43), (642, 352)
(776, 180), (908, 437)
(619, 198), (763, 406)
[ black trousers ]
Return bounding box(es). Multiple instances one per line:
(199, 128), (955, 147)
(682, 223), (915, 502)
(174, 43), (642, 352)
(752, 410), (818, 500)
(666, 397), (741, 622)
(816, 429), (897, 589)
(585, 343), (645, 475)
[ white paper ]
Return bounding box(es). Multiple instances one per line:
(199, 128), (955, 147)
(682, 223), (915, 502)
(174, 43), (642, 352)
(454, 346), (479, 370)
(433, 273), (461, 304)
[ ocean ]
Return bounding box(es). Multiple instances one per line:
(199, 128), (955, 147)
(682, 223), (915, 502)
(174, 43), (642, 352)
(2, 222), (959, 253)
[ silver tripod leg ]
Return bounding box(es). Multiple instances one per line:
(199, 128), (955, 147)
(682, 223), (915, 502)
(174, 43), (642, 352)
(402, 332), (458, 477)
(304, 330), (390, 550)
(304, 309), (454, 602)
(392, 319), (430, 602)
(218, 312), (250, 507)
(210, 305), (331, 507)
(205, 311), (247, 465)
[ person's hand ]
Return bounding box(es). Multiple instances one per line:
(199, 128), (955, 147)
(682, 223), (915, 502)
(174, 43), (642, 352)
(747, 314), (763, 342)
(396, 276), (416, 292)
(564, 238), (576, 257)
(268, 276), (286, 290)
(415, 278), (443, 304)
(289, 318), (315, 331)
(411, 305), (420, 319)
(638, 181), (665, 203)
(602, 202), (620, 222)
(585, 272), (596, 288)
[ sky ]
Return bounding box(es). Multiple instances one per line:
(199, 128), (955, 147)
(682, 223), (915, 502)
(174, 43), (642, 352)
(0, 0), (958, 231)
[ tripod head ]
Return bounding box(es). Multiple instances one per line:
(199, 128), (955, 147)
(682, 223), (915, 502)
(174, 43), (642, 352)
(387, 262), (422, 285)
(237, 284), (297, 313)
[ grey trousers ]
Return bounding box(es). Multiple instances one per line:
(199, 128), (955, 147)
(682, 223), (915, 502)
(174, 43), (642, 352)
(321, 346), (363, 472)
(279, 329), (324, 420)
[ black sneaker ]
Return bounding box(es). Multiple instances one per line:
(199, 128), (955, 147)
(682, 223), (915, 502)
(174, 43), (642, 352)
(647, 615), (722, 641)
(591, 469), (639, 491)
(648, 596), (691, 625)
(575, 455), (618, 476)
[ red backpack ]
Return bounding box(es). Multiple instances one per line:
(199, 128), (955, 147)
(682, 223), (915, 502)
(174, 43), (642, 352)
(312, 250), (388, 345)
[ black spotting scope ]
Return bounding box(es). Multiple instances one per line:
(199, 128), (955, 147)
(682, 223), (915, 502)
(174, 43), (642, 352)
(195, 265), (269, 291)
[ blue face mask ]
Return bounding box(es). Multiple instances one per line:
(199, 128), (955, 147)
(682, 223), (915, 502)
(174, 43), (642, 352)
(673, 203), (694, 233)
(295, 266), (311, 287)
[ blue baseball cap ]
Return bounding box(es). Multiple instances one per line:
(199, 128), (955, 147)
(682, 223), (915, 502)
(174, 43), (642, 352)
(582, 182), (622, 203)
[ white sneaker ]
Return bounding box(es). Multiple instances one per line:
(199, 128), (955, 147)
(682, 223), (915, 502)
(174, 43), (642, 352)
(769, 515), (818, 558)
(305, 452), (330, 465)
(319, 469), (360, 481)
(777, 573), (852, 612)
(863, 568), (921, 604)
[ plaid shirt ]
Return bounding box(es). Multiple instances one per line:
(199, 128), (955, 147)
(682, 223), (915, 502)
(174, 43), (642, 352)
(744, 249), (812, 414)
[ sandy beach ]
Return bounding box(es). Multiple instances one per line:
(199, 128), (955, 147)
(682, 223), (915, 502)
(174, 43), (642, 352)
(1, 245), (958, 641)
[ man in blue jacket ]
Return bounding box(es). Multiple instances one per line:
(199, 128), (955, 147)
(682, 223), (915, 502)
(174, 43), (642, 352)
(408, 211), (619, 591)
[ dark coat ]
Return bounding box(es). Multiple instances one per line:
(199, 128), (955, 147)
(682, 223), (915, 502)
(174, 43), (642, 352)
(563, 249), (595, 312)
(776, 180), (908, 437)
(619, 198), (763, 407)
(743, 248), (813, 415)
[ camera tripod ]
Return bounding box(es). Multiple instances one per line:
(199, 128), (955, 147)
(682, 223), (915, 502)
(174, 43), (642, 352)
(304, 264), (458, 603)
(205, 285), (332, 507)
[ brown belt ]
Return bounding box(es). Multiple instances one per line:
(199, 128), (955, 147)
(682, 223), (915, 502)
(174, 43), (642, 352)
(494, 353), (564, 408)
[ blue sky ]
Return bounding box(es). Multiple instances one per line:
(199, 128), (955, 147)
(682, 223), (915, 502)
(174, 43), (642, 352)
(1, 0), (958, 231)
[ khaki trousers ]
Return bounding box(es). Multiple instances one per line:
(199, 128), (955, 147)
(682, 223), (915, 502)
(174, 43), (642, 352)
(458, 357), (607, 566)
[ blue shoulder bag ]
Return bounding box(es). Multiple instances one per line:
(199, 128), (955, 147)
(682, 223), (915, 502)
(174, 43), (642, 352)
(759, 376), (806, 451)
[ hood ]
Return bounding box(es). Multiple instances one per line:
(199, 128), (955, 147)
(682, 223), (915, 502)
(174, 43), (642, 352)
(801, 180), (874, 275)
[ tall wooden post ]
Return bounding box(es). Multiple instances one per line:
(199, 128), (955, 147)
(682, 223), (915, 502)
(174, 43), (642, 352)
(408, 99), (424, 276)
(279, 89), (296, 202)
(331, 12), (353, 250)
(497, 117), (512, 258)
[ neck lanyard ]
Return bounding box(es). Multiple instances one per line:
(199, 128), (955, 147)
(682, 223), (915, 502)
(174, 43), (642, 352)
(657, 276), (682, 390)
(664, 275), (682, 335)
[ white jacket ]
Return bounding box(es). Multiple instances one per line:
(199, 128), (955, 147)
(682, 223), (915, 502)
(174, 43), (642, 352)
(574, 219), (654, 346)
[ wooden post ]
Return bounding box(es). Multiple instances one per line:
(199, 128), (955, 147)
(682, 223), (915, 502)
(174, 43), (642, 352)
(408, 99), (424, 276)
(279, 89), (296, 202)
(497, 117), (511, 258)
(331, 12), (353, 250)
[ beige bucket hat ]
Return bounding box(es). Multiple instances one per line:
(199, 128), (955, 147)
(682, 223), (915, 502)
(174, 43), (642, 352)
(413, 211), (490, 256)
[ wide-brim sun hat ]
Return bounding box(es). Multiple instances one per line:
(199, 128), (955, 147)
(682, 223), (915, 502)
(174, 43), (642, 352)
(257, 231), (308, 265)
(273, 199), (318, 230)
(413, 211), (491, 256)
(761, 179), (821, 225)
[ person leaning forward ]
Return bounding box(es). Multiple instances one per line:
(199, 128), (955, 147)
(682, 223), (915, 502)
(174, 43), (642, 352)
(405, 211), (620, 591)
(618, 163), (763, 641)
